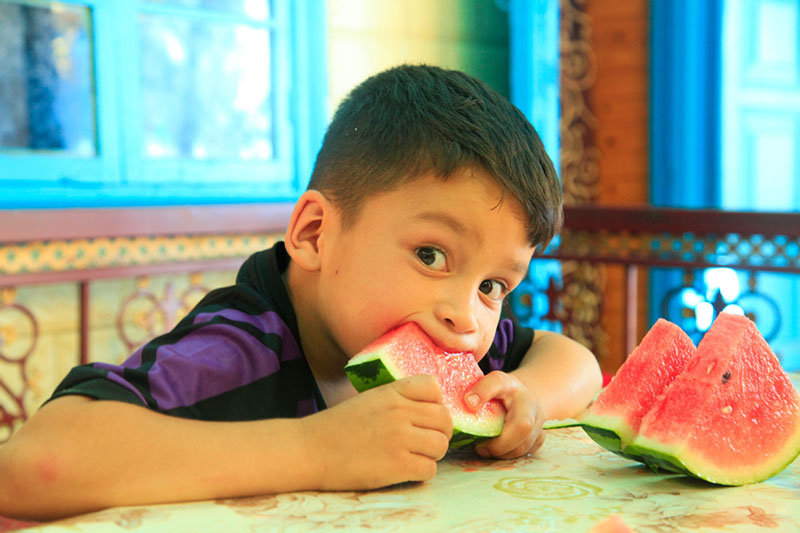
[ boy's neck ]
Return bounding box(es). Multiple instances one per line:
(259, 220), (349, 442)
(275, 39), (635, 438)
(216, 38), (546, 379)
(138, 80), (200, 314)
(283, 262), (356, 407)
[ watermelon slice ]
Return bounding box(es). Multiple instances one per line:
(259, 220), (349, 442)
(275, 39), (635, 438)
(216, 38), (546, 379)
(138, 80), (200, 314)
(584, 313), (800, 485)
(581, 319), (697, 460)
(344, 322), (506, 449)
(626, 313), (800, 485)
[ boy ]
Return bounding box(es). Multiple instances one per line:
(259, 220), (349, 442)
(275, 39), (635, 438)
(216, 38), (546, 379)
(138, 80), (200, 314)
(0, 65), (602, 520)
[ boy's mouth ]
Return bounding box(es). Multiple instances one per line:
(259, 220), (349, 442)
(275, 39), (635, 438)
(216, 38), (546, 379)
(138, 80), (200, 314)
(408, 322), (474, 357)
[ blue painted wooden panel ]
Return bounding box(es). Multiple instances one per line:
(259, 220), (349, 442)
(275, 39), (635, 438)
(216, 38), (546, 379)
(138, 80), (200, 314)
(509, 0), (562, 332)
(650, 0), (722, 209)
(733, 112), (799, 209)
(722, 0), (800, 209)
(740, 0), (799, 87)
(721, 0), (800, 361)
(510, 0), (560, 170)
(0, 0), (327, 209)
(649, 0), (799, 366)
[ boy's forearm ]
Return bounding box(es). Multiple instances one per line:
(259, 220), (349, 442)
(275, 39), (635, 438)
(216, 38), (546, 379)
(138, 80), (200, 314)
(510, 331), (602, 420)
(0, 396), (319, 521)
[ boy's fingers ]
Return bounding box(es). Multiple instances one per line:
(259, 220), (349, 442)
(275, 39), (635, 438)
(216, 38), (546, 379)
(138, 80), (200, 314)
(476, 428), (545, 459)
(530, 431), (546, 454)
(393, 374), (443, 404)
(464, 371), (516, 411)
(392, 375), (453, 438)
(410, 402), (453, 439)
(499, 431), (545, 459)
(475, 429), (518, 458)
(474, 398), (546, 458)
(408, 425), (451, 460)
(404, 453), (439, 482)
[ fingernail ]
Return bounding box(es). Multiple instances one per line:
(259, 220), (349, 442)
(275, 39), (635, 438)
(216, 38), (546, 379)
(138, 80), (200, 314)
(466, 394), (480, 408)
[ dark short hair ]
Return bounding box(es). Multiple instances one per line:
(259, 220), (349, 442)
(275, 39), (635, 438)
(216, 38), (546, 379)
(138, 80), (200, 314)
(307, 64), (562, 251)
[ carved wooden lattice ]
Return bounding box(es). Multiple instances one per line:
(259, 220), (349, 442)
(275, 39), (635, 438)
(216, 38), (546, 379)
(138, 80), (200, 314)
(557, 0), (605, 357)
(511, 207), (800, 369)
(0, 288), (38, 441)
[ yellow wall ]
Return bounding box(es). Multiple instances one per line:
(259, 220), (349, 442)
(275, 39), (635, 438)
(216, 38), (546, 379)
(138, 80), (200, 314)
(1, 271), (241, 441)
(326, 0), (509, 114)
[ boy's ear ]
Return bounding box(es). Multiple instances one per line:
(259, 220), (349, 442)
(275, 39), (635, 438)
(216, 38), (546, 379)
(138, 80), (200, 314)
(284, 190), (334, 272)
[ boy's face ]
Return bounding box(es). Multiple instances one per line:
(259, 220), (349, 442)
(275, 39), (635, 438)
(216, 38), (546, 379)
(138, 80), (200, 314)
(316, 167), (535, 362)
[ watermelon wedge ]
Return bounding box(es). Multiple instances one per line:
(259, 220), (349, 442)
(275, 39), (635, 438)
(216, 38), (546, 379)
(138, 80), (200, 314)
(626, 313), (800, 485)
(581, 319), (696, 460)
(344, 322), (506, 449)
(584, 313), (800, 485)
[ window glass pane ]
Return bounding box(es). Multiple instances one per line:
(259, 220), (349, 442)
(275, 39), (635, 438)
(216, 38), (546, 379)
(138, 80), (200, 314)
(144, 0), (270, 21)
(139, 15), (273, 160)
(0, 2), (96, 156)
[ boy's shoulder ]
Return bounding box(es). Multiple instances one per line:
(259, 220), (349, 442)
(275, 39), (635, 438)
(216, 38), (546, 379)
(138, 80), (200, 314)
(188, 242), (295, 325)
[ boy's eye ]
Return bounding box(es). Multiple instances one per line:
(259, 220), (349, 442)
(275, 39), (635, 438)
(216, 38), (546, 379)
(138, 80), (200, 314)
(416, 247), (447, 271)
(479, 279), (507, 301)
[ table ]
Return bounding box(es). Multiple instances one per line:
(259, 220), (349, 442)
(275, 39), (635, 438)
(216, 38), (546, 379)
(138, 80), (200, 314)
(19, 421), (800, 532)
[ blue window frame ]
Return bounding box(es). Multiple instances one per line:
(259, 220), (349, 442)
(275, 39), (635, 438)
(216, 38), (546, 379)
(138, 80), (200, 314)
(650, 0), (723, 209)
(0, 0), (327, 208)
(650, 0), (800, 368)
(508, 0), (563, 332)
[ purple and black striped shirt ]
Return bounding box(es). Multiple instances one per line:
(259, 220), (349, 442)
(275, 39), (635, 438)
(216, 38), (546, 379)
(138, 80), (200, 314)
(50, 243), (534, 421)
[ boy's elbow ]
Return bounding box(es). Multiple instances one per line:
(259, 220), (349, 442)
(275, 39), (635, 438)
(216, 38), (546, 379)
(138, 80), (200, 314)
(0, 441), (35, 519)
(0, 436), (71, 521)
(561, 337), (602, 406)
(578, 343), (603, 399)
(585, 348), (603, 392)
(0, 450), (9, 517)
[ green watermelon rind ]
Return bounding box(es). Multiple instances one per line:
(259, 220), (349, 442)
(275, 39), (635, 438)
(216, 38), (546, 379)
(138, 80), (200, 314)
(580, 315), (800, 486)
(620, 442), (693, 477)
(344, 352), (503, 449)
(579, 411), (651, 461)
(345, 352), (400, 393)
(449, 428), (493, 449)
(581, 423), (623, 453)
(450, 410), (505, 445)
(580, 423), (648, 463)
(625, 428), (800, 486)
(542, 418), (582, 429)
(584, 406), (800, 485)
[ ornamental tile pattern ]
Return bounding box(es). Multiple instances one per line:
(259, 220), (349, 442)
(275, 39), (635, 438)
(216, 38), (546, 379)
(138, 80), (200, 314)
(0, 233), (283, 275)
(547, 229), (800, 271)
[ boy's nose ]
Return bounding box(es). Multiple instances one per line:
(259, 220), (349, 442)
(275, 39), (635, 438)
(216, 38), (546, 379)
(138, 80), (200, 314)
(434, 291), (478, 334)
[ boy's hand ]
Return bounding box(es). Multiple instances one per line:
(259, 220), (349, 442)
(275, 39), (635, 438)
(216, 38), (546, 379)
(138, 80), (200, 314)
(464, 370), (545, 459)
(300, 375), (452, 491)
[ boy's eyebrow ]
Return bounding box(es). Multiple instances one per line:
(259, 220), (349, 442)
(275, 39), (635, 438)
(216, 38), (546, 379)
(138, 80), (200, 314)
(507, 260), (531, 278)
(412, 212), (480, 244)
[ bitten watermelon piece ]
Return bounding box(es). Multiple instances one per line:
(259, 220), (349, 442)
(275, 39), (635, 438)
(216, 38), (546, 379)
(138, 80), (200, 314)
(581, 319), (697, 460)
(626, 313), (800, 485)
(344, 322), (506, 449)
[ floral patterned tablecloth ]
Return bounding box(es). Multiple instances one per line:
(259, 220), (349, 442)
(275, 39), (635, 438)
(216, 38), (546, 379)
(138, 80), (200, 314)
(22, 422), (800, 532)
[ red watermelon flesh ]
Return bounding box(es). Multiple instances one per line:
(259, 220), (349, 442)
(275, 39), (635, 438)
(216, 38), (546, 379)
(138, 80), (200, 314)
(628, 313), (800, 484)
(344, 322), (506, 448)
(581, 319), (696, 457)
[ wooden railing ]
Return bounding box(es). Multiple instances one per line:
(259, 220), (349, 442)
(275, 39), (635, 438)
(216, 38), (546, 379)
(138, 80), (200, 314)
(519, 206), (800, 373)
(1, 203), (294, 357)
(0, 204), (291, 439)
(1, 205), (799, 438)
